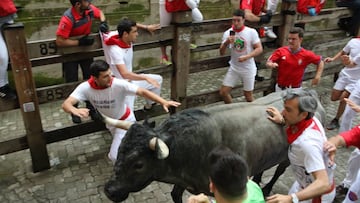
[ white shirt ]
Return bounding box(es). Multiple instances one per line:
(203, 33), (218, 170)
(222, 26), (260, 74)
(341, 38), (360, 79)
(101, 31), (134, 79)
(288, 117), (334, 188)
(70, 78), (138, 119)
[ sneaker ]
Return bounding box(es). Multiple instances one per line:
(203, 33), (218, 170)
(190, 43), (197, 50)
(160, 57), (172, 65)
(255, 74), (265, 82)
(0, 84), (17, 100)
(71, 114), (82, 124)
(326, 118), (339, 130)
(265, 27), (277, 39)
(336, 184), (349, 196)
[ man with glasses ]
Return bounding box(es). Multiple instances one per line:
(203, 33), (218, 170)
(266, 27), (324, 92)
(56, 0), (107, 123)
(219, 9), (263, 103)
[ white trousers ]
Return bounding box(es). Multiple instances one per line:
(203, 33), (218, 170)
(106, 111), (136, 164)
(159, 0), (203, 27)
(342, 148), (360, 189)
(340, 80), (360, 133)
(344, 168), (360, 203)
(0, 23), (9, 87)
(125, 73), (163, 111)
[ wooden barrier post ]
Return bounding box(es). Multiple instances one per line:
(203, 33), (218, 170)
(278, 0), (298, 47)
(170, 11), (192, 111)
(3, 23), (50, 172)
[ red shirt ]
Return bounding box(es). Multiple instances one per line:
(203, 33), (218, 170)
(239, 0), (265, 16)
(0, 0), (17, 17)
(165, 0), (190, 12)
(268, 47), (322, 87)
(56, 4), (101, 38)
(341, 125), (360, 149)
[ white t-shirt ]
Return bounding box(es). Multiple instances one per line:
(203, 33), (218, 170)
(288, 117), (334, 189)
(341, 38), (360, 79)
(101, 31), (134, 79)
(70, 78), (138, 119)
(222, 26), (260, 74)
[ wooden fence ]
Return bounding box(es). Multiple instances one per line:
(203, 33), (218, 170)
(0, 0), (355, 172)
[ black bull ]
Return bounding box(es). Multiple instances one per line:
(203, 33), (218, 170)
(103, 91), (326, 203)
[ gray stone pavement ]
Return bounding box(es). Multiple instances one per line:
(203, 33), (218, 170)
(0, 69), (358, 202)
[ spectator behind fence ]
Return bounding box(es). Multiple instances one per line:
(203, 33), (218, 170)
(187, 146), (265, 203)
(266, 27), (324, 92)
(159, 0), (203, 65)
(219, 9), (263, 103)
(0, 0), (17, 100)
(239, 0), (277, 82)
(61, 60), (180, 163)
(266, 89), (335, 203)
(100, 18), (163, 112)
(56, 0), (107, 124)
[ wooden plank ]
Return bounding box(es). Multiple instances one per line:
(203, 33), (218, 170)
(4, 23), (50, 172)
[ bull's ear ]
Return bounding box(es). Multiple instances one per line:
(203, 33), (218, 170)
(149, 137), (169, 159)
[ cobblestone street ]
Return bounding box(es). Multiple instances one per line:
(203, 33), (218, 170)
(0, 71), (358, 203)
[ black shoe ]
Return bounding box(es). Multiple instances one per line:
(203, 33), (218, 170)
(326, 118), (339, 130)
(336, 184), (349, 196)
(255, 75), (265, 82)
(0, 84), (17, 100)
(71, 114), (82, 124)
(89, 109), (101, 121)
(85, 101), (100, 121)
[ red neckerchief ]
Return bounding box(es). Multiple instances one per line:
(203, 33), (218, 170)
(87, 76), (113, 89)
(286, 118), (314, 144)
(104, 34), (131, 48)
(232, 25), (245, 33)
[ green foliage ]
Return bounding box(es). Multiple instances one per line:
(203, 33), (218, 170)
(8, 72), (64, 88)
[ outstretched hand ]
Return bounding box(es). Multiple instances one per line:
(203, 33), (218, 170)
(162, 101), (181, 113)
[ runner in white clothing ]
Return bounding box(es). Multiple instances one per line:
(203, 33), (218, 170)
(62, 60), (180, 163)
(101, 18), (162, 111)
(266, 89), (335, 203)
(219, 9), (263, 103)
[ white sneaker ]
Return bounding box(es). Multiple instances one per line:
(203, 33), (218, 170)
(265, 27), (277, 39)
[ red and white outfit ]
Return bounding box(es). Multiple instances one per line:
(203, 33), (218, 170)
(70, 77), (138, 163)
(0, 0), (16, 88)
(159, 0), (203, 27)
(334, 38), (360, 93)
(239, 0), (265, 15)
(340, 125), (360, 203)
(287, 117), (336, 203)
(221, 26), (261, 91)
(101, 31), (163, 111)
(267, 47), (322, 91)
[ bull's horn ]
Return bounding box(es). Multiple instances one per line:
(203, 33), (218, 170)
(99, 112), (133, 130)
(149, 137), (169, 159)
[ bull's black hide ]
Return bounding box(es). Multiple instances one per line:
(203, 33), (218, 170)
(104, 91), (325, 203)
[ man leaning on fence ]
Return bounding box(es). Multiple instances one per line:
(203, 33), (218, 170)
(56, 0), (108, 124)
